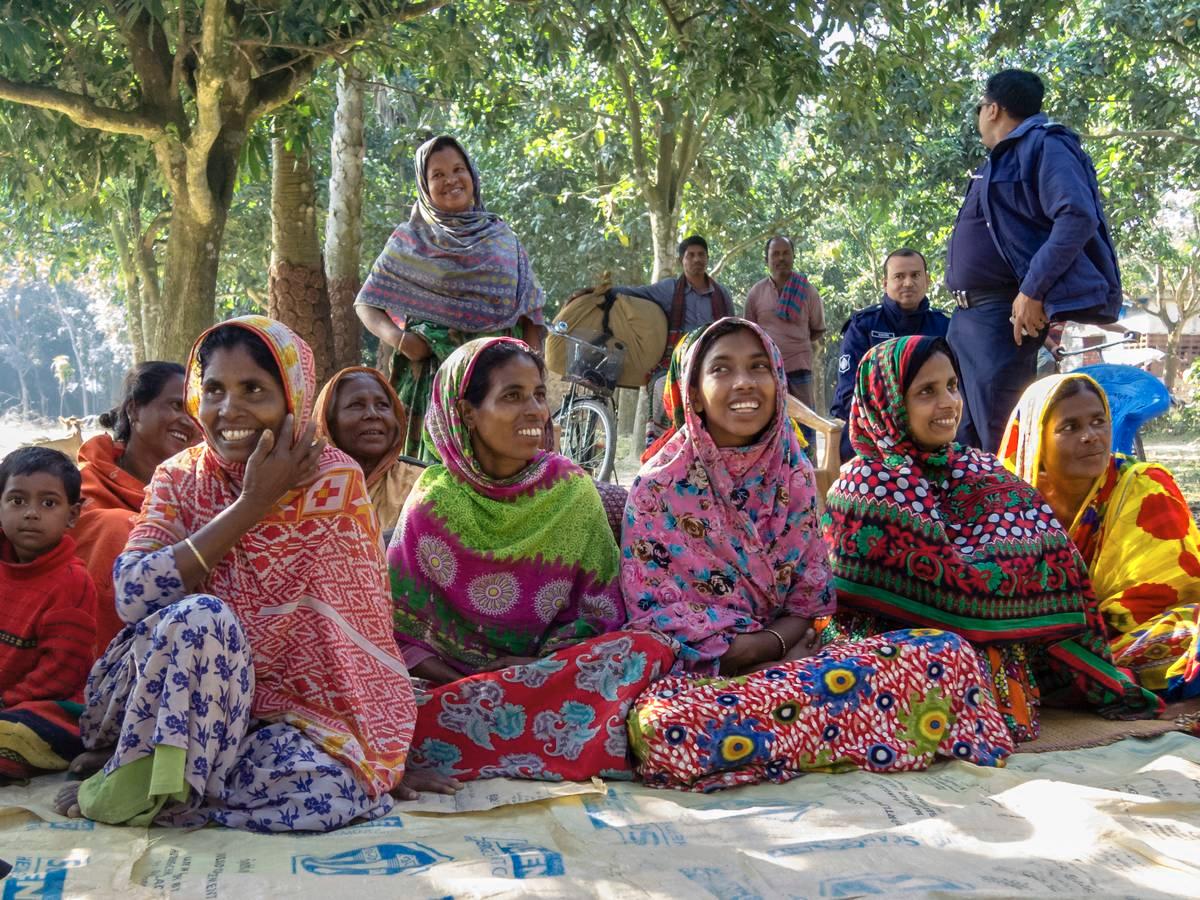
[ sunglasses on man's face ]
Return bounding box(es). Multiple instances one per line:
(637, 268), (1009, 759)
(975, 99), (993, 116)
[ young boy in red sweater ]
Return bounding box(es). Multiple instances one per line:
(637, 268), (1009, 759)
(0, 446), (97, 782)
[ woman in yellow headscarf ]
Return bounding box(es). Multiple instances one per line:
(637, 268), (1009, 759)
(1001, 373), (1200, 699)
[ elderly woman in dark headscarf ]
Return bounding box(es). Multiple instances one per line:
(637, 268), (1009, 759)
(355, 135), (545, 460)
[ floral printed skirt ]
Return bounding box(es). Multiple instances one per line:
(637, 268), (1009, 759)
(408, 632), (676, 781)
(80, 595), (392, 831)
(1112, 603), (1200, 700)
(629, 629), (1014, 792)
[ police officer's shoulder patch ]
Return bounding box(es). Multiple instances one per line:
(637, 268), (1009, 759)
(838, 354), (851, 373)
(842, 305), (873, 333)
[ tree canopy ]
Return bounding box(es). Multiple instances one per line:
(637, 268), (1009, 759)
(0, 1), (1197, 411)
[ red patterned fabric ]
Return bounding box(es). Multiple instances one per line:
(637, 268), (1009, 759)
(124, 316), (416, 797)
(407, 632), (676, 781)
(827, 337), (1161, 737)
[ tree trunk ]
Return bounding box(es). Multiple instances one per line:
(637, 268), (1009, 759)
(111, 213), (147, 364)
(152, 206), (229, 363)
(1164, 326), (1183, 394)
(631, 387), (650, 461)
(649, 200), (680, 282)
(616, 386), (636, 436)
(50, 286), (90, 416)
(270, 137), (335, 383)
(324, 68), (366, 371)
(15, 367), (29, 417)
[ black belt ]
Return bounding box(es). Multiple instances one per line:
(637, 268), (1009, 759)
(951, 286), (1018, 309)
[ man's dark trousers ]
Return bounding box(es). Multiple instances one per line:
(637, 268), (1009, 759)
(948, 289), (1048, 453)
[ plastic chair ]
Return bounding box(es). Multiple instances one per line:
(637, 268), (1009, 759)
(787, 396), (844, 510)
(1074, 363), (1171, 456)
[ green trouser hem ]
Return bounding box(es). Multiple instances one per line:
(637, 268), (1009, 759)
(77, 744), (189, 826)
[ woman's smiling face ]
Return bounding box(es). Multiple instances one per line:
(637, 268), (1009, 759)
(330, 373), (399, 472)
(903, 352), (962, 451)
(460, 354), (549, 479)
(425, 145), (474, 214)
(198, 344), (288, 464)
(694, 327), (776, 448)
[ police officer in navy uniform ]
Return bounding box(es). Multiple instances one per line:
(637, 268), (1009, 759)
(945, 69), (1121, 452)
(831, 248), (949, 462)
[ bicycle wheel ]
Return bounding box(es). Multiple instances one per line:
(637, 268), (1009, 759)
(556, 397), (616, 482)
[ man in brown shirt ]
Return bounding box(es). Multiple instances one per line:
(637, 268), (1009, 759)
(742, 235), (826, 409)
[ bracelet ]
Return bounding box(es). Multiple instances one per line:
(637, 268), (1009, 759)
(184, 537), (211, 575)
(762, 628), (788, 660)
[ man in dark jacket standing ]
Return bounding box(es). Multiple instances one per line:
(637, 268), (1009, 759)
(945, 69), (1121, 451)
(831, 248), (950, 461)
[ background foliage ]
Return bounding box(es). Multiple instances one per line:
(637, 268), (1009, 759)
(0, 0), (1196, 417)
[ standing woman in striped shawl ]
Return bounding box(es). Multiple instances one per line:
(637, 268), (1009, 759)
(356, 135), (545, 460)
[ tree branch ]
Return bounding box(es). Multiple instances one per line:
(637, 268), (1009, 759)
(710, 215), (805, 279)
(122, 7), (176, 115)
(674, 105), (713, 203)
(358, 79), (454, 104)
(140, 210), (172, 256)
(613, 62), (650, 189)
(185, 0), (235, 225)
(249, 56), (319, 122)
(240, 0), (451, 54)
(169, 4), (192, 101)
(0, 77), (166, 139)
(1083, 129), (1200, 146)
(654, 96), (677, 209)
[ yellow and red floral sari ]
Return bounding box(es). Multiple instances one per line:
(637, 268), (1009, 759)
(1002, 374), (1200, 699)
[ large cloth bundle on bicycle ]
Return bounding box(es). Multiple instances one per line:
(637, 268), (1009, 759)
(545, 290), (668, 389)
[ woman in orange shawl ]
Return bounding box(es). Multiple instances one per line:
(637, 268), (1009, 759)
(58, 317), (446, 833)
(313, 366), (419, 536)
(73, 362), (197, 654)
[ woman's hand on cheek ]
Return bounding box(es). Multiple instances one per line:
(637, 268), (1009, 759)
(240, 416), (326, 513)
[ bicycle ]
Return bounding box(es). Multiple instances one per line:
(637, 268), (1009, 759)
(549, 320), (624, 482)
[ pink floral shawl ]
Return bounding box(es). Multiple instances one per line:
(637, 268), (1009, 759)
(620, 318), (834, 672)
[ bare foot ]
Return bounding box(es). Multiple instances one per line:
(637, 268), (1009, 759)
(68, 748), (112, 778)
(54, 782), (83, 818)
(394, 769), (463, 801)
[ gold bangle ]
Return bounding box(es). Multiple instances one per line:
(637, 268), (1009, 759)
(184, 536), (211, 575)
(763, 628), (788, 660)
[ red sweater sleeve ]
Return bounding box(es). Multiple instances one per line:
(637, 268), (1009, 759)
(1, 565), (97, 707)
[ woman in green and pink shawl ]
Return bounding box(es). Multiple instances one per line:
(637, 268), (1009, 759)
(621, 318), (1015, 791)
(388, 336), (675, 782)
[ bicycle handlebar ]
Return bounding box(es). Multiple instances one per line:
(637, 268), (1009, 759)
(551, 321), (623, 351)
(1054, 333), (1135, 359)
